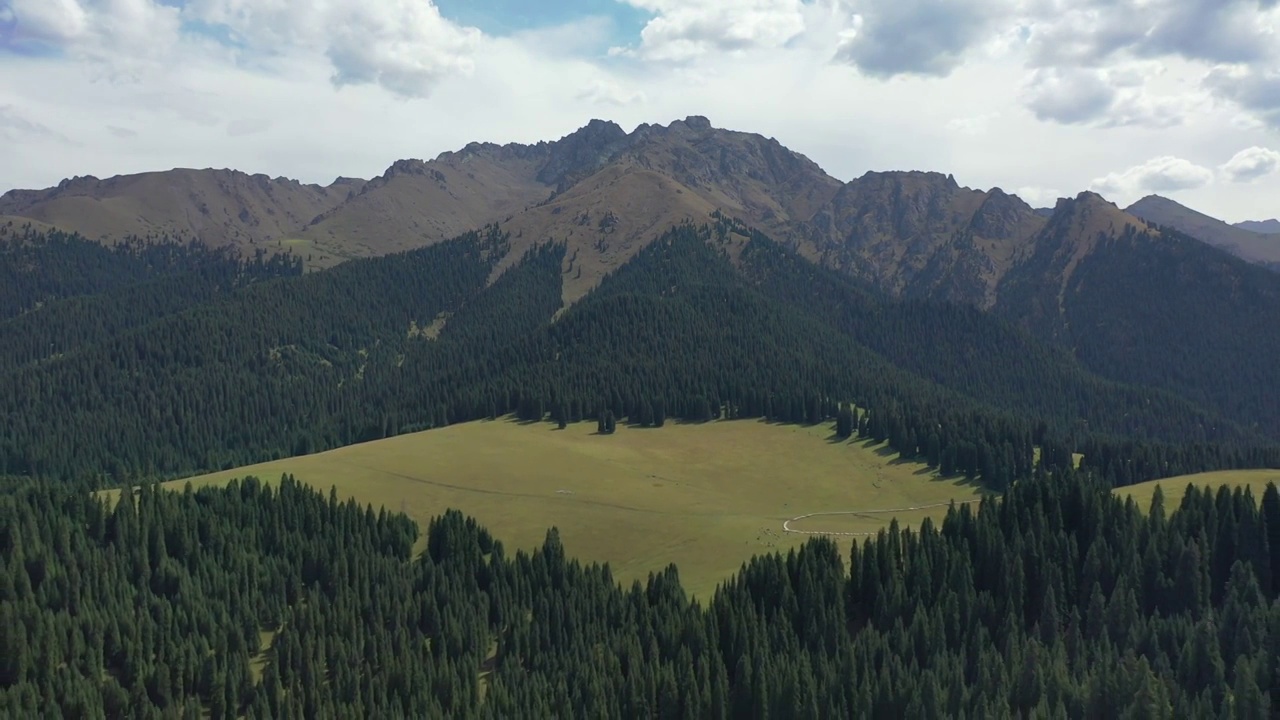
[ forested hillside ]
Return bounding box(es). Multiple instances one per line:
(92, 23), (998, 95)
(3, 470), (1279, 717)
(1, 221), (1277, 488)
(998, 221), (1280, 437)
(0, 224), (298, 322)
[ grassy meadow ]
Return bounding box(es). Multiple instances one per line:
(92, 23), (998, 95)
(169, 418), (988, 599)
(1116, 469), (1280, 512)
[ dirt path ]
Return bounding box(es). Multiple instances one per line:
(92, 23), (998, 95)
(782, 499), (984, 537)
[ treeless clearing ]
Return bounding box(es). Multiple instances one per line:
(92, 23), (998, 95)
(1116, 469), (1280, 511)
(160, 418), (987, 599)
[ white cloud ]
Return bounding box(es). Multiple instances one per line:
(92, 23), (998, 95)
(616, 0), (806, 62)
(5, 0), (181, 67)
(1018, 63), (1200, 128)
(4, 0), (479, 98)
(1021, 68), (1115, 124)
(0, 105), (74, 144)
(1204, 65), (1280, 130)
(1, 0), (1280, 224)
(1022, 0), (1280, 68)
(833, 0), (1010, 77)
(946, 112), (1000, 135)
(1140, 0), (1277, 65)
(226, 117), (273, 138)
(1220, 146), (1280, 183)
(1101, 89), (1196, 129)
(576, 80), (647, 107)
(1090, 156), (1215, 201)
(5, 0), (90, 44)
(185, 0), (480, 98)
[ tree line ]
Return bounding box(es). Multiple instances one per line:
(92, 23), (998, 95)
(0, 222), (1275, 489)
(3, 466), (1279, 717)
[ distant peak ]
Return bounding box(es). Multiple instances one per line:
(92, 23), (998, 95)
(851, 169), (962, 189)
(536, 119), (632, 187)
(566, 119), (627, 141)
(584, 118), (625, 132)
(1065, 191), (1118, 209)
(680, 115), (712, 131)
(57, 175), (101, 190)
(1129, 194), (1178, 208)
(385, 158), (428, 175)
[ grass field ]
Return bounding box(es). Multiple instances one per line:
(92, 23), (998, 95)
(1116, 469), (1280, 512)
(170, 418), (988, 599)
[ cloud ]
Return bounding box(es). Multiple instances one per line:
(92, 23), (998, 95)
(1015, 0), (1280, 128)
(576, 80), (646, 107)
(1220, 146), (1280, 182)
(1021, 68), (1115, 124)
(1090, 156), (1215, 199)
(1021, 1), (1144, 69)
(1018, 64), (1197, 128)
(1140, 0), (1277, 65)
(616, 0), (806, 62)
(226, 117), (273, 138)
(1204, 65), (1280, 130)
(6, 0), (481, 98)
(0, 105), (74, 144)
(1, 0), (1279, 226)
(833, 0), (1009, 77)
(3, 0), (181, 66)
(1023, 0), (1280, 69)
(185, 0), (480, 98)
(1101, 90), (1196, 129)
(945, 112), (1000, 135)
(107, 126), (137, 139)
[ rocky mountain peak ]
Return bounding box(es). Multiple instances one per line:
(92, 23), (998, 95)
(536, 119), (631, 188)
(970, 187), (1037, 239)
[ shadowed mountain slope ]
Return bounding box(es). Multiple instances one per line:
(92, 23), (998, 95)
(1126, 195), (1280, 269)
(1235, 218), (1280, 233)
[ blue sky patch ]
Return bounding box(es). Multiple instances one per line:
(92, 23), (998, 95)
(434, 0), (650, 45)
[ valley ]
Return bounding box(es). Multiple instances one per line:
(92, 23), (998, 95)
(4, 115), (1280, 718)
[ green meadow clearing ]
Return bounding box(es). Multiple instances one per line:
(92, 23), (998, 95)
(1116, 468), (1280, 511)
(170, 418), (988, 599)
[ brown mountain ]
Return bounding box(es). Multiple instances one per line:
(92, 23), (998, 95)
(1125, 195), (1280, 268)
(300, 116), (843, 302)
(0, 117), (1229, 308)
(995, 192), (1156, 335)
(0, 169), (364, 254)
(803, 172), (1046, 308)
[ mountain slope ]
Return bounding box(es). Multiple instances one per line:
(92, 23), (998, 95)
(997, 192), (1154, 334)
(0, 169), (363, 257)
(995, 193), (1280, 436)
(297, 145), (553, 266)
(1126, 195), (1280, 268)
(3, 221), (1271, 483)
(804, 173), (1046, 307)
(300, 115), (843, 295)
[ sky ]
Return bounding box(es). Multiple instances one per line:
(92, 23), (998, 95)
(1, 0), (1279, 223)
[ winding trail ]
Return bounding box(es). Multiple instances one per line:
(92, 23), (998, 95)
(782, 499), (984, 537)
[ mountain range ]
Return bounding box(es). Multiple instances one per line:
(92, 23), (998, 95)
(3, 116), (1280, 484)
(5, 116), (1276, 304)
(1235, 219), (1280, 234)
